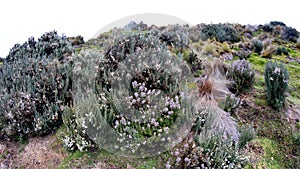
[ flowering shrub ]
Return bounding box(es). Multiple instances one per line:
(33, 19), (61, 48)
(58, 31), (197, 157)
(166, 134), (246, 168)
(236, 49), (252, 60)
(265, 60), (289, 110)
(227, 59), (255, 94)
(59, 107), (96, 151)
(0, 31), (73, 140)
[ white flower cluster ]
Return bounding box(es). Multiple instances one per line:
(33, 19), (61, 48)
(112, 80), (183, 154)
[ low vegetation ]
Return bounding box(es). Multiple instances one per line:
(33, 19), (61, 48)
(0, 21), (300, 168)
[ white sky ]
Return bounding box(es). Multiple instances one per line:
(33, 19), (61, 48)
(0, 0), (299, 58)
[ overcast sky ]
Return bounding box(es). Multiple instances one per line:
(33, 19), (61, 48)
(0, 0), (299, 58)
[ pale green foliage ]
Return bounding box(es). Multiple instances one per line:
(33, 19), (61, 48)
(265, 60), (289, 110)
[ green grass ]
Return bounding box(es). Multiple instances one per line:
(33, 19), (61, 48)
(57, 148), (170, 169)
(287, 47), (300, 58)
(252, 138), (284, 169)
(248, 53), (267, 74)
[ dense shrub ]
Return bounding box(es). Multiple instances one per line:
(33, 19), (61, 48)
(200, 24), (240, 43)
(281, 26), (299, 42)
(252, 39), (263, 54)
(0, 31), (74, 139)
(167, 134), (246, 168)
(276, 46), (289, 55)
(227, 59), (255, 94)
(270, 21), (286, 27)
(236, 49), (252, 60)
(60, 32), (196, 156)
(6, 31), (73, 63)
(222, 94), (240, 113)
(187, 51), (204, 75)
(262, 23), (273, 32)
(265, 60), (289, 110)
(238, 124), (256, 149)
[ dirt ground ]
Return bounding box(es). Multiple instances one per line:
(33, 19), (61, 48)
(0, 135), (66, 169)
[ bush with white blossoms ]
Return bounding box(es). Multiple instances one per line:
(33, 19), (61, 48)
(59, 31), (197, 156)
(265, 60), (289, 110)
(166, 134), (246, 169)
(226, 59), (255, 94)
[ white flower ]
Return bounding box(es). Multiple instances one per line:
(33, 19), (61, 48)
(270, 77), (274, 81)
(132, 81), (138, 88)
(164, 127), (169, 133)
(140, 92), (146, 97)
(166, 163), (171, 169)
(274, 67), (281, 74)
(184, 157), (191, 163)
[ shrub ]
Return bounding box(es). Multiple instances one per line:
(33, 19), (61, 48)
(262, 23), (273, 32)
(265, 60), (289, 110)
(281, 26), (299, 42)
(186, 51), (204, 76)
(0, 31), (74, 140)
(222, 94), (240, 113)
(200, 24), (240, 43)
(167, 134), (246, 168)
(293, 132), (300, 147)
(238, 124), (256, 149)
(236, 49), (252, 60)
(60, 32), (197, 157)
(227, 59), (255, 94)
(276, 46), (289, 55)
(252, 39), (263, 54)
(59, 107), (96, 151)
(5, 31), (73, 62)
(270, 21), (286, 27)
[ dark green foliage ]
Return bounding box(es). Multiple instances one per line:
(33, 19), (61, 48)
(252, 39), (263, 54)
(186, 51), (204, 75)
(281, 26), (299, 42)
(5, 31), (73, 63)
(238, 124), (256, 149)
(227, 59), (255, 94)
(270, 21), (286, 27)
(262, 24), (274, 32)
(0, 31), (74, 140)
(276, 46), (289, 55)
(265, 60), (289, 110)
(293, 132), (300, 147)
(223, 94), (240, 113)
(200, 24), (240, 43)
(67, 35), (85, 46)
(159, 31), (177, 46)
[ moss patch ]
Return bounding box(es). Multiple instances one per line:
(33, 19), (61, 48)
(248, 53), (267, 74)
(58, 149), (170, 169)
(251, 138), (284, 169)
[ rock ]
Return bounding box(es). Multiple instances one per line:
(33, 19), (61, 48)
(286, 105), (300, 122)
